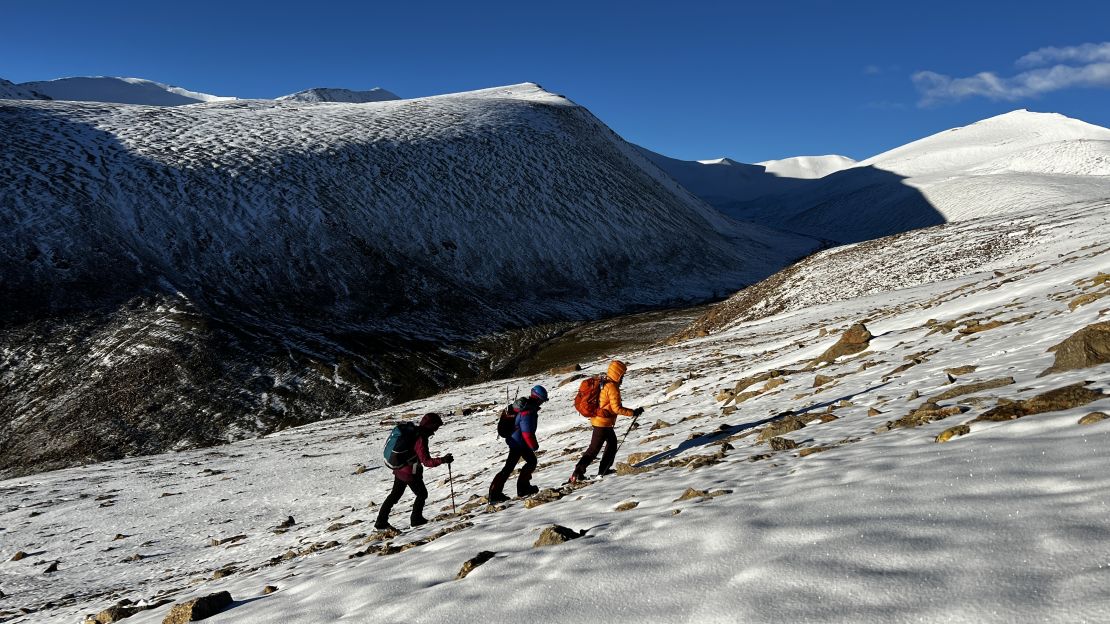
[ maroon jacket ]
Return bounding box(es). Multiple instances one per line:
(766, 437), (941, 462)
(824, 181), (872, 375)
(393, 414), (446, 482)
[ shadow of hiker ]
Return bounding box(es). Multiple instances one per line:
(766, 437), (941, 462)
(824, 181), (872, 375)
(633, 381), (892, 467)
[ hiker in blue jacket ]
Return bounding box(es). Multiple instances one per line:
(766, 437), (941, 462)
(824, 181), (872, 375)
(488, 385), (547, 503)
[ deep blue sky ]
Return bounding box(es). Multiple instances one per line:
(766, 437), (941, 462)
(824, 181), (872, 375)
(4, 1), (1109, 161)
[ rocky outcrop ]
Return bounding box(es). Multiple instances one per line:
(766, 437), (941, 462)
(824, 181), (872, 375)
(1040, 321), (1110, 376)
(812, 323), (872, 365)
(534, 526), (585, 547)
(162, 591), (232, 624)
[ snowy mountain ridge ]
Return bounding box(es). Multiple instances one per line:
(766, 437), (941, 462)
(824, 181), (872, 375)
(276, 87), (401, 103)
(0, 82), (817, 477)
(16, 76), (236, 106)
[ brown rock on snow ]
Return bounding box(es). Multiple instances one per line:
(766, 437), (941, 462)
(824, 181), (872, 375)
(974, 383), (1106, 422)
(615, 501), (640, 512)
(1079, 412), (1108, 425)
(162, 591), (233, 624)
(867, 407), (882, 417)
(533, 526), (584, 547)
(812, 323), (872, 365)
(797, 446), (832, 457)
(262, 586), (279, 595)
(674, 488), (732, 502)
(549, 363), (582, 375)
(769, 437), (797, 451)
(930, 377), (1015, 402)
(945, 365), (978, 376)
(10, 551), (26, 562)
(666, 380), (685, 394)
(935, 424), (971, 443)
(757, 416), (806, 441)
(649, 419), (673, 431)
(1040, 321), (1110, 376)
(812, 374), (834, 388)
(456, 551), (496, 579)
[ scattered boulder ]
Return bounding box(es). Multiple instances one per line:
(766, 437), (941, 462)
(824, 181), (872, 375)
(880, 403), (967, 431)
(89, 603), (146, 623)
(867, 407), (882, 417)
(930, 377), (1015, 402)
(209, 534), (246, 547)
(812, 323), (872, 364)
(974, 383), (1106, 422)
(935, 424), (971, 443)
(1079, 412), (1108, 425)
(549, 363), (582, 375)
(757, 416), (806, 441)
(958, 319), (1003, 335)
(162, 591), (233, 624)
(769, 437), (797, 451)
(615, 462), (651, 476)
(523, 488), (568, 509)
(818, 413), (839, 423)
(626, 451), (657, 465)
(262, 586), (278, 595)
(674, 488), (731, 502)
(10, 551), (26, 562)
(649, 419), (672, 431)
(276, 516), (295, 529)
(456, 551), (497, 579)
(211, 566), (237, 580)
(1040, 321), (1110, 376)
(666, 380), (685, 394)
(762, 377), (786, 391)
(812, 374), (834, 388)
(534, 525), (585, 547)
(797, 446), (832, 457)
(944, 365), (978, 376)
(44, 561), (59, 573)
(1069, 292), (1106, 311)
(615, 501), (639, 512)
(112, 534), (129, 541)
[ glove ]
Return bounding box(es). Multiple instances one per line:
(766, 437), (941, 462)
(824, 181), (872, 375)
(633, 407), (645, 417)
(442, 453), (454, 465)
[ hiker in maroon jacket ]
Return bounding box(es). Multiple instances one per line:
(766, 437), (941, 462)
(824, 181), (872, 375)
(375, 413), (453, 531)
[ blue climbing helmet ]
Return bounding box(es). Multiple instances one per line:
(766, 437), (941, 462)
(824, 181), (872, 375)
(531, 385), (549, 402)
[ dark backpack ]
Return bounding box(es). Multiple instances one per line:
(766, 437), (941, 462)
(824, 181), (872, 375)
(574, 376), (606, 419)
(383, 421), (418, 469)
(496, 403), (517, 438)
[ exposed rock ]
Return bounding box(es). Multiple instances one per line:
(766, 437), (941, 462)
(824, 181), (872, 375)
(798, 446), (831, 457)
(881, 403), (968, 431)
(615, 501), (639, 512)
(721, 406), (737, 416)
(533, 525), (584, 547)
(262, 586), (278, 595)
(1040, 321), (1110, 376)
(549, 363), (581, 375)
(974, 384), (1106, 422)
(769, 437), (797, 451)
(276, 516), (295, 529)
(762, 377), (786, 391)
(10, 551), (27, 562)
(211, 566), (237, 580)
(209, 534), (246, 547)
(818, 413), (840, 423)
(958, 319), (1003, 335)
(626, 451), (657, 465)
(44, 561), (59, 573)
(666, 380), (685, 394)
(523, 488), (568, 509)
(812, 374), (834, 388)
(908, 390), (920, 400)
(112, 534), (129, 541)
(456, 551), (497, 579)
(674, 488), (731, 502)
(615, 462), (651, 476)
(162, 591), (233, 624)
(757, 415), (806, 441)
(930, 377), (1015, 402)
(812, 323), (872, 364)
(867, 407), (882, 417)
(1079, 412), (1108, 425)
(649, 419), (672, 431)
(944, 365), (978, 376)
(558, 374), (588, 388)
(935, 424), (971, 443)
(1069, 292), (1107, 311)
(91, 603), (146, 623)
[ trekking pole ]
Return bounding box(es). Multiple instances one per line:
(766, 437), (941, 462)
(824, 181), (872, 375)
(448, 463), (457, 514)
(616, 412), (641, 452)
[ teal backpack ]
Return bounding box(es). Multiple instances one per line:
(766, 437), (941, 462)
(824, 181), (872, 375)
(383, 422), (418, 469)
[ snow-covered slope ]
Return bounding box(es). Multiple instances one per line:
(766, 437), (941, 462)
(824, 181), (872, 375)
(637, 147), (854, 207)
(277, 87), (401, 103)
(728, 110), (1110, 243)
(0, 79), (50, 100)
(4, 194), (1107, 624)
(757, 154), (856, 178)
(17, 77), (235, 106)
(0, 83), (818, 477)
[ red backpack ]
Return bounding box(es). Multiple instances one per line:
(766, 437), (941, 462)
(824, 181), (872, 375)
(574, 376), (606, 419)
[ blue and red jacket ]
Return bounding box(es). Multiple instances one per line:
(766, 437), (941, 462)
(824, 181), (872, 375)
(510, 397), (541, 450)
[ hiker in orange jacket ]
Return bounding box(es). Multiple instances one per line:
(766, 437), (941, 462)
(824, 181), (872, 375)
(570, 360), (644, 482)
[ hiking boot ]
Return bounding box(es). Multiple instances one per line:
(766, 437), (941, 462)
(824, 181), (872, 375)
(374, 522), (398, 532)
(488, 492), (511, 504)
(517, 485), (540, 497)
(598, 468), (615, 477)
(410, 516), (429, 528)
(567, 473), (587, 485)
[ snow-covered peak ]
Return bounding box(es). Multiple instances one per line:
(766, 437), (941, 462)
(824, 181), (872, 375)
(276, 87), (401, 103)
(0, 78), (50, 100)
(757, 154), (857, 179)
(17, 76), (236, 106)
(858, 109), (1110, 177)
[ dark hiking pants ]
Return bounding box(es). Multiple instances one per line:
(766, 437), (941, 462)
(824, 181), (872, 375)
(376, 475), (428, 525)
(574, 426), (618, 477)
(489, 444), (538, 497)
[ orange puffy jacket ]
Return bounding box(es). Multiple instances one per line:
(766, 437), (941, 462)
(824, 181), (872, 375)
(592, 360), (634, 428)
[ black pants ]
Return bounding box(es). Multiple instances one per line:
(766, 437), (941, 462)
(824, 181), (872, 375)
(376, 476), (428, 526)
(574, 426), (618, 477)
(489, 444), (538, 497)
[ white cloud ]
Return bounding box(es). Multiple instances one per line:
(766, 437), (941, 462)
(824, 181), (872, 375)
(1016, 42), (1110, 68)
(914, 42), (1110, 106)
